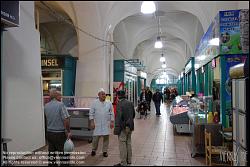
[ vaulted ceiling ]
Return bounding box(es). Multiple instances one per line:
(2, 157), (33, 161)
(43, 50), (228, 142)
(35, 1), (248, 82)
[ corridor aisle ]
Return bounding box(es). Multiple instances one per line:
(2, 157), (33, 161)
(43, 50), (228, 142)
(14, 103), (205, 166)
(77, 103), (205, 166)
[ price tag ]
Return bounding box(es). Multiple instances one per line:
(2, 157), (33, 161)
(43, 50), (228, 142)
(73, 111), (79, 115)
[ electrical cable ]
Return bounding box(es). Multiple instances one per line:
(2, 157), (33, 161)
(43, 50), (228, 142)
(39, 2), (139, 66)
(40, 1), (114, 44)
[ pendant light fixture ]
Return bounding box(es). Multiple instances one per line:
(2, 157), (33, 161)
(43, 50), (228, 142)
(160, 53), (165, 62)
(162, 61), (166, 68)
(141, 1), (156, 14)
(154, 14), (162, 49)
(160, 49), (165, 62)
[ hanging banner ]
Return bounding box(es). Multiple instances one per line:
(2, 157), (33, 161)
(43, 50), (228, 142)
(195, 13), (219, 67)
(220, 10), (241, 54)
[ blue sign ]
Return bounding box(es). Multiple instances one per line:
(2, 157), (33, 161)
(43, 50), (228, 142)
(220, 10), (241, 54)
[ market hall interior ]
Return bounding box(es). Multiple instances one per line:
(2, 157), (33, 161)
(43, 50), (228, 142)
(1, 1), (249, 166)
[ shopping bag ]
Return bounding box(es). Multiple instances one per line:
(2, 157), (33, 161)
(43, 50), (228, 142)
(64, 139), (74, 152)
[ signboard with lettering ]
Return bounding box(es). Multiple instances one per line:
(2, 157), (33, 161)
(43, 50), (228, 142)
(219, 10), (241, 54)
(41, 57), (64, 68)
(1, 1), (20, 27)
(184, 60), (192, 74)
(195, 13), (219, 67)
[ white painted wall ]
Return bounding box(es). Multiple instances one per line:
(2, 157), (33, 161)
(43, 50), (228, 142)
(238, 1), (249, 9)
(72, 2), (110, 96)
(2, 1), (45, 152)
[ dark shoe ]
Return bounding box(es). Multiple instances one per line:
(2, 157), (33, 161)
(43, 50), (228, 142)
(127, 162), (131, 165)
(103, 152), (108, 157)
(91, 150), (96, 156)
(114, 163), (123, 166)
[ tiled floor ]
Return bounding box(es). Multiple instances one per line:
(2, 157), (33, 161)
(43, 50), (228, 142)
(13, 102), (206, 166)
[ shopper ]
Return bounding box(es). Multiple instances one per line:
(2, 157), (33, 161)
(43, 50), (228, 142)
(89, 88), (114, 157)
(165, 87), (170, 102)
(152, 89), (164, 116)
(114, 90), (135, 166)
(145, 86), (153, 111)
(44, 89), (71, 166)
(139, 88), (146, 102)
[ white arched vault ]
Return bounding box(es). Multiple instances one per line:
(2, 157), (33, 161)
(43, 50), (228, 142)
(52, 1), (246, 96)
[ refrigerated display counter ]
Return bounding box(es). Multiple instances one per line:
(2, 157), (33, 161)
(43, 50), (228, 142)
(67, 107), (93, 142)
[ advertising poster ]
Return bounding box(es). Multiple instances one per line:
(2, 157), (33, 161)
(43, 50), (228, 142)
(224, 54), (247, 110)
(220, 10), (241, 54)
(195, 13), (219, 66)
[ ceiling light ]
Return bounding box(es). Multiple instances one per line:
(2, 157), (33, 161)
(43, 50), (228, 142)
(155, 36), (162, 48)
(141, 1), (156, 14)
(209, 38), (219, 46)
(160, 53), (165, 62)
(162, 62), (166, 68)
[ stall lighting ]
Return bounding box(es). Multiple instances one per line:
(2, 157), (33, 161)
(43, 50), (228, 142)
(209, 38), (219, 46)
(197, 55), (206, 61)
(155, 36), (163, 48)
(195, 64), (200, 69)
(141, 1), (156, 14)
(50, 83), (61, 87)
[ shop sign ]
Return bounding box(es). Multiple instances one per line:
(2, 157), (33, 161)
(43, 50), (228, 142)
(41, 57), (64, 68)
(219, 10), (241, 54)
(195, 13), (219, 67)
(140, 71), (147, 78)
(1, 1), (19, 27)
(125, 61), (137, 74)
(185, 61), (192, 74)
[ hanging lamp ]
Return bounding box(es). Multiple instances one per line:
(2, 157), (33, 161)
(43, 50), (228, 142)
(154, 15), (162, 49)
(141, 1), (156, 14)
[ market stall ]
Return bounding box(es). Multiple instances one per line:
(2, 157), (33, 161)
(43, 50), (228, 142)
(169, 95), (192, 133)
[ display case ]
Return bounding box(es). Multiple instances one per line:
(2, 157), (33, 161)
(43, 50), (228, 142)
(62, 97), (96, 142)
(67, 107), (93, 143)
(232, 77), (248, 166)
(188, 96), (223, 158)
(170, 96), (192, 133)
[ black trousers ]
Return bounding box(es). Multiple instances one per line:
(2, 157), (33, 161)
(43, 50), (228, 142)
(47, 132), (70, 166)
(146, 100), (151, 111)
(154, 102), (161, 115)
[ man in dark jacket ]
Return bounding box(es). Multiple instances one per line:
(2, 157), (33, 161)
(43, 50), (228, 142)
(114, 90), (135, 166)
(152, 89), (163, 116)
(145, 87), (153, 111)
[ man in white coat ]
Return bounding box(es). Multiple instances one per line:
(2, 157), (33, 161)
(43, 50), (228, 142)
(89, 88), (114, 157)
